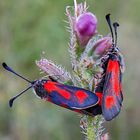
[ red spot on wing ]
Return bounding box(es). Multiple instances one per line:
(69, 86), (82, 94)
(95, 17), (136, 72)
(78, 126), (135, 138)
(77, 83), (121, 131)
(96, 92), (103, 105)
(107, 60), (116, 72)
(44, 81), (71, 100)
(113, 75), (119, 96)
(107, 60), (120, 96)
(107, 60), (119, 73)
(44, 81), (57, 92)
(75, 90), (88, 104)
(105, 96), (116, 109)
(58, 89), (71, 99)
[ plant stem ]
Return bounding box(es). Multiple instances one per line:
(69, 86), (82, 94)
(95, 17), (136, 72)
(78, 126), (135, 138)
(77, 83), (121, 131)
(87, 116), (96, 140)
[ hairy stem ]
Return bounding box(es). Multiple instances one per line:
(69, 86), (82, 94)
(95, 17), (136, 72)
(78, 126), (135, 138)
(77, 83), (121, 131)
(87, 116), (96, 140)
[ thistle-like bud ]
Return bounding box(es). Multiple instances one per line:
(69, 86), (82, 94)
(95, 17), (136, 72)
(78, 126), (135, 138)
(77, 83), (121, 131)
(92, 36), (112, 57)
(36, 58), (71, 83)
(75, 12), (98, 47)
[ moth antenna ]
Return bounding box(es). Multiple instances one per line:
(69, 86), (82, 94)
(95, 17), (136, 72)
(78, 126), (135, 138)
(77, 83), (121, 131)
(113, 22), (119, 47)
(9, 85), (32, 107)
(105, 14), (115, 46)
(2, 62), (32, 84)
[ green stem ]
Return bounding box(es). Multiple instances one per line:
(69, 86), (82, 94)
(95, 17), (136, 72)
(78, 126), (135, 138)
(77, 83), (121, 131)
(86, 115), (104, 140)
(87, 116), (96, 140)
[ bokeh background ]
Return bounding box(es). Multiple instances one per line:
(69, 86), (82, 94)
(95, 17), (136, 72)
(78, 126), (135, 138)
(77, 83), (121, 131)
(0, 0), (140, 140)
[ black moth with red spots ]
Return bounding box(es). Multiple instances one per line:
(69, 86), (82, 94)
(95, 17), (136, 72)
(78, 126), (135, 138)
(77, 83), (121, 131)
(87, 14), (124, 121)
(2, 14), (124, 121)
(2, 62), (100, 116)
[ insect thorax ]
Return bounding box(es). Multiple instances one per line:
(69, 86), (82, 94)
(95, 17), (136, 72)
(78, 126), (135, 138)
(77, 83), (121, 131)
(33, 79), (48, 99)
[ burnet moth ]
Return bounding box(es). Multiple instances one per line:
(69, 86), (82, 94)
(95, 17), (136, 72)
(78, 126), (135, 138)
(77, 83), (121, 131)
(2, 62), (100, 116)
(93, 14), (125, 121)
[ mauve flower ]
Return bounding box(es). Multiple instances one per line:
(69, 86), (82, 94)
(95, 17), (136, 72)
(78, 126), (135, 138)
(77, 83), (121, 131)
(75, 12), (98, 47)
(93, 36), (112, 57)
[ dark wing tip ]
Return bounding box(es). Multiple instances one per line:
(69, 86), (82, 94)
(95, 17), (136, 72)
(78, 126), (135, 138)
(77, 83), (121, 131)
(104, 108), (121, 121)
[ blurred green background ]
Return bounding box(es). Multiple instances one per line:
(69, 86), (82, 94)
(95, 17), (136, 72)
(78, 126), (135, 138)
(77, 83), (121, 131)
(0, 0), (140, 140)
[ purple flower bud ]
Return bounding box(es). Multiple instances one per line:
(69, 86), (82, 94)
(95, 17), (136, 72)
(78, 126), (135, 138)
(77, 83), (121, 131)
(93, 37), (112, 56)
(75, 12), (98, 47)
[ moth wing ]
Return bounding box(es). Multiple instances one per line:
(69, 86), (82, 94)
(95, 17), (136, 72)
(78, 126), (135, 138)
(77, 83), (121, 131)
(102, 59), (123, 121)
(46, 82), (99, 110)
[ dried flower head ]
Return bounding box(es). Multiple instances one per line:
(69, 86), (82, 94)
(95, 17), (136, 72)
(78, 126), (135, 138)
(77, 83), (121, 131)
(36, 58), (71, 83)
